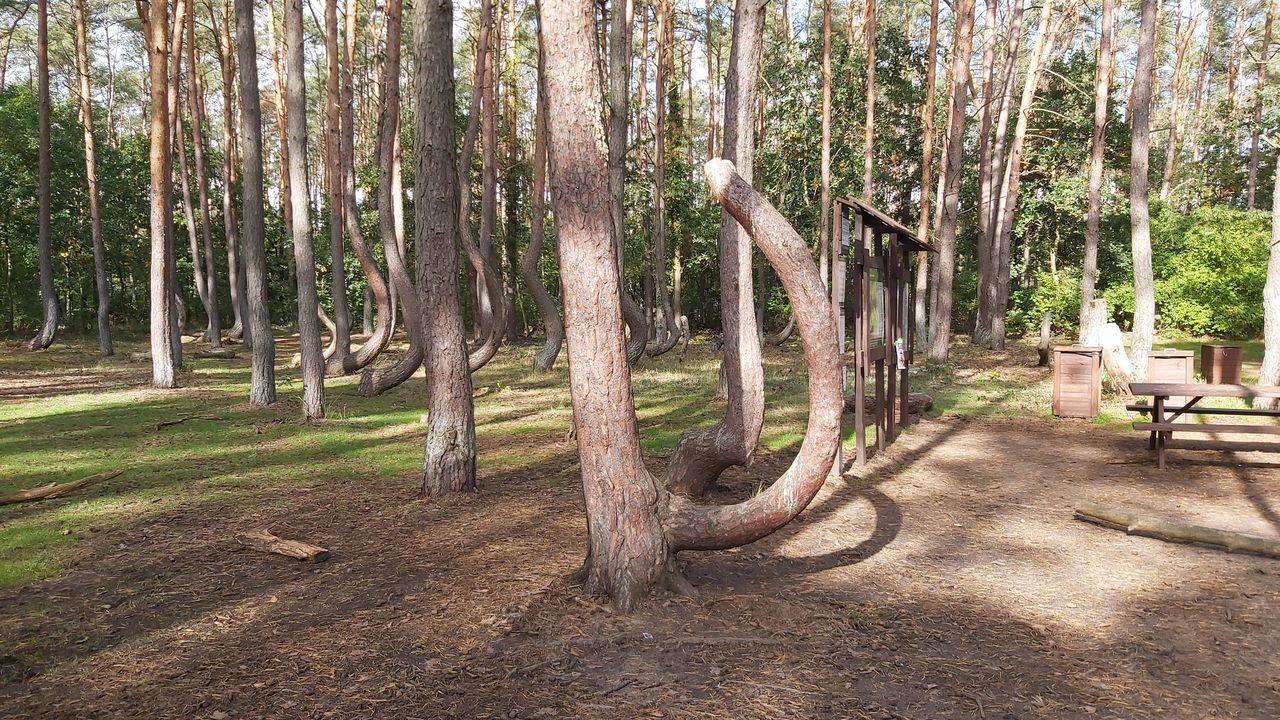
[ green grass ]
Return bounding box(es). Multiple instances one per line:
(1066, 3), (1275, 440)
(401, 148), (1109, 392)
(0, 330), (1263, 588)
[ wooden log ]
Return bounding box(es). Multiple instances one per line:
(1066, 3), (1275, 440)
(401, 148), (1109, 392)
(1074, 502), (1280, 559)
(236, 529), (330, 562)
(128, 351), (151, 362)
(193, 348), (237, 359)
(0, 469), (123, 505)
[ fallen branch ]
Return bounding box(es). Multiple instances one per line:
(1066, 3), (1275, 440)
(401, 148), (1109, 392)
(154, 415), (225, 431)
(0, 470), (123, 506)
(236, 529), (330, 562)
(1074, 502), (1280, 559)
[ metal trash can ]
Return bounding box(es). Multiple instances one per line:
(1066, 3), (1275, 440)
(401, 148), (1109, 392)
(1201, 344), (1243, 384)
(1148, 349), (1193, 422)
(1053, 346), (1102, 419)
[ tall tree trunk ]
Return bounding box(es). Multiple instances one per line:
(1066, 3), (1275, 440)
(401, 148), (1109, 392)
(285, 0), (325, 419)
(647, 0), (679, 356)
(30, 0), (57, 351)
(664, 0), (765, 497)
(264, 0), (294, 244)
(818, 0), (831, 292)
(523, 36), (564, 371)
(1080, 0), (1113, 324)
(1158, 12), (1194, 202)
(187, 18), (221, 347)
(925, 0), (975, 363)
(325, 0), (351, 359)
(166, 0), (188, 367)
(213, 0), (246, 343)
(609, 0), (649, 364)
(861, 0), (876, 198)
(415, 0), (476, 494)
(1129, 0), (1158, 377)
(543, 0), (843, 613)
(1226, 0), (1248, 113)
(1187, 1), (1215, 166)
(237, 0), (278, 404)
(972, 0), (998, 344)
(986, 0), (1069, 350)
(72, 0), (112, 355)
(141, 0), (175, 382)
(973, 0), (1024, 344)
(359, 0), (419, 396)
(1258, 152), (1280, 410)
(913, 0), (938, 349)
(1248, 0), (1276, 210)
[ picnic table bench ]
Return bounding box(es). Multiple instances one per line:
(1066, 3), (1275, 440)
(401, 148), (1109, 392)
(1128, 382), (1280, 469)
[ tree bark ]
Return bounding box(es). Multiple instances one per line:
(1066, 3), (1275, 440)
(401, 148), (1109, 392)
(415, 0), (476, 494)
(913, 0), (938, 349)
(284, 0), (324, 419)
(1257, 152), (1280, 410)
(1080, 0), (1113, 324)
(236, 0), (278, 405)
(647, 0), (680, 357)
(1158, 13), (1194, 202)
(72, 0), (112, 355)
(972, 0), (998, 344)
(1129, 0), (1158, 378)
(140, 0), (175, 383)
(29, 0), (57, 351)
(818, 0), (831, 292)
(523, 37), (563, 371)
(925, 0), (975, 363)
(664, 0), (765, 498)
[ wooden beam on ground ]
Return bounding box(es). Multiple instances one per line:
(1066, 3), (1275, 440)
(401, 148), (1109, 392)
(236, 529), (330, 562)
(0, 470), (123, 506)
(1074, 502), (1280, 559)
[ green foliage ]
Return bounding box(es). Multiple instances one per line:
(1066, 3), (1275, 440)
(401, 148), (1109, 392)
(1151, 205), (1269, 337)
(1006, 270), (1082, 336)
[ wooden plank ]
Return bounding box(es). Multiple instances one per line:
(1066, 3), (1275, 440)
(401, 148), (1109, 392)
(1130, 383), (1280, 399)
(1133, 422), (1280, 435)
(1126, 404), (1280, 418)
(854, 213), (867, 466)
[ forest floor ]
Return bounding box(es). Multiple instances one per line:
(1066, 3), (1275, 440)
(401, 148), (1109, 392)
(0, 331), (1277, 719)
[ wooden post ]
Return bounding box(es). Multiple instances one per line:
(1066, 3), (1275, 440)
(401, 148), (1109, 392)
(899, 249), (910, 429)
(831, 202), (846, 480)
(1153, 394), (1166, 470)
(886, 234), (897, 443)
(854, 211), (867, 466)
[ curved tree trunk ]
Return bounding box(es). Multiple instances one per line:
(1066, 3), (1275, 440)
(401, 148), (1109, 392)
(765, 313), (795, 345)
(646, 0), (679, 358)
(176, 108), (213, 338)
(664, 0), (765, 498)
(456, 0), (507, 373)
(324, 0), (351, 360)
(415, 0), (476, 494)
(522, 48), (563, 371)
(358, 0), (420, 397)
(236, 0), (277, 405)
(185, 8), (220, 347)
(285, 0), (324, 419)
(1129, 0), (1158, 378)
(1079, 0), (1112, 324)
(72, 0), (112, 355)
(542, 0), (840, 611)
(607, 0), (648, 365)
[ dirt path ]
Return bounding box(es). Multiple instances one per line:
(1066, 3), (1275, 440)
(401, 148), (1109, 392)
(2, 415), (1278, 719)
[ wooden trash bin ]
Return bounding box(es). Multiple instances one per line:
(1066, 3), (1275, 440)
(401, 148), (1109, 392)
(1053, 346), (1102, 419)
(1201, 344), (1243, 384)
(1147, 349), (1193, 422)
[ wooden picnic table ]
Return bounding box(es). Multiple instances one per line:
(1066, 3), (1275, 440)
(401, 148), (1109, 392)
(1128, 382), (1280, 469)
